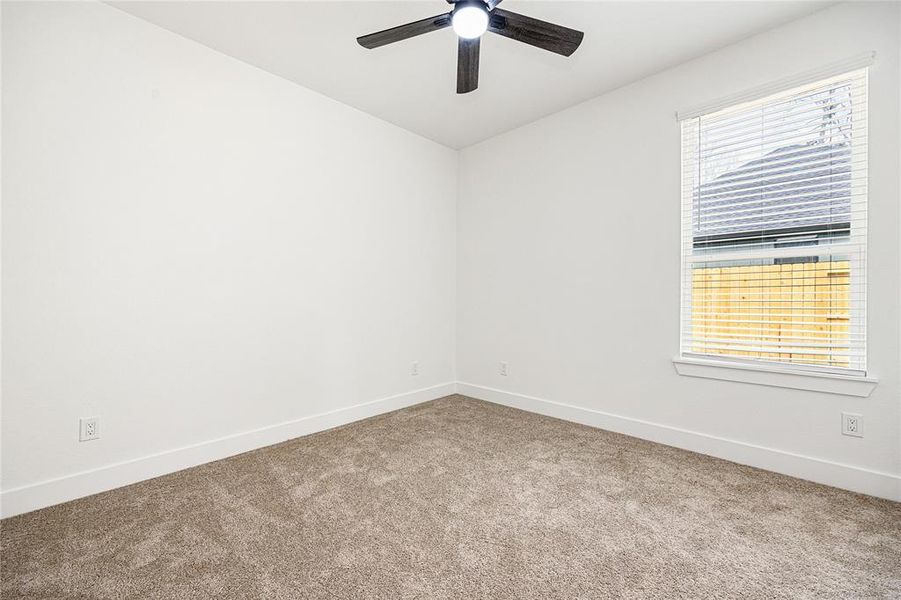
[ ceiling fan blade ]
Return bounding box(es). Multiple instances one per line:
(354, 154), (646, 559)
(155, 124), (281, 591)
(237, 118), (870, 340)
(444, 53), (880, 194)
(357, 13), (452, 49)
(488, 8), (583, 57)
(486, 0), (503, 9)
(457, 37), (480, 94)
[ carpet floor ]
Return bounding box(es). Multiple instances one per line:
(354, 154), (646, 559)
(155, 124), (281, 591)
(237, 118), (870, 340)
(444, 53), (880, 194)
(2, 395), (900, 599)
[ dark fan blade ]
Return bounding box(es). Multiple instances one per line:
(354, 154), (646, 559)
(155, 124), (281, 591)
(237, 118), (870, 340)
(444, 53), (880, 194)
(357, 13), (451, 49)
(457, 37), (480, 94)
(488, 8), (583, 57)
(486, 0), (503, 9)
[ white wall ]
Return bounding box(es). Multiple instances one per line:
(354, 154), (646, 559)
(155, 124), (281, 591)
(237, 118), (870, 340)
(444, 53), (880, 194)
(458, 2), (901, 499)
(1, 1), (457, 514)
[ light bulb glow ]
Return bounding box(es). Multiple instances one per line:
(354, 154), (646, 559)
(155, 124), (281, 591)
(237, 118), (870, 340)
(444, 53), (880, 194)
(452, 6), (488, 40)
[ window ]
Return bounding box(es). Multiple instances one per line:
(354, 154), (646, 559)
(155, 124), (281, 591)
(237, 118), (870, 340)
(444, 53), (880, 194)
(680, 70), (867, 375)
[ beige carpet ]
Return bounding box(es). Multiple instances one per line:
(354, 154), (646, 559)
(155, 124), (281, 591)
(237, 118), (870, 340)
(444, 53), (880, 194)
(2, 395), (900, 599)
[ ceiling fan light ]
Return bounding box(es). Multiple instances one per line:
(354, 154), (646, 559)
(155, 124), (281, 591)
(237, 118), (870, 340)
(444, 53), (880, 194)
(452, 6), (489, 40)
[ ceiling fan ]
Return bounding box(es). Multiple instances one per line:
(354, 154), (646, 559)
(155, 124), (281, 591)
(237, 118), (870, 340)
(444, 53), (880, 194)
(357, 0), (584, 94)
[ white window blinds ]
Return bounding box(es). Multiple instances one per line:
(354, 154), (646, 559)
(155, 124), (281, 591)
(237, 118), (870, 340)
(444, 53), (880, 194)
(680, 69), (868, 374)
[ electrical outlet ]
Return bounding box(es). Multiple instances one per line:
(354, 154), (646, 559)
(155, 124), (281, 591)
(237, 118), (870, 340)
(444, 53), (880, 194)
(842, 412), (863, 437)
(79, 416), (101, 442)
(411, 361), (419, 376)
(499, 361), (508, 376)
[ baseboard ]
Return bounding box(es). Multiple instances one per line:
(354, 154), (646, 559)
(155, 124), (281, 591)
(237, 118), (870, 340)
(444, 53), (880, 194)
(457, 382), (901, 502)
(0, 382), (457, 519)
(6, 380), (895, 518)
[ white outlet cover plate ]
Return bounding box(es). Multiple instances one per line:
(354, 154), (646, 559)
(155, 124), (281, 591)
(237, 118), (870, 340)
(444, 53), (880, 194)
(79, 416), (101, 442)
(841, 412), (863, 437)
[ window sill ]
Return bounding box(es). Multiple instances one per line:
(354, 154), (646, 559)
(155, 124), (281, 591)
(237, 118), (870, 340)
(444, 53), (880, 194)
(672, 357), (878, 397)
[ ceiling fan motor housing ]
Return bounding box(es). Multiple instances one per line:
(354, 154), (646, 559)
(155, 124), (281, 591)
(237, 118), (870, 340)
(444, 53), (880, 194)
(451, 0), (490, 13)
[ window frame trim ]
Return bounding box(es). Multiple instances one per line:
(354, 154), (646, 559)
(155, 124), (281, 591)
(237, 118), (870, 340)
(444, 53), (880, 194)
(675, 52), (875, 121)
(672, 356), (878, 397)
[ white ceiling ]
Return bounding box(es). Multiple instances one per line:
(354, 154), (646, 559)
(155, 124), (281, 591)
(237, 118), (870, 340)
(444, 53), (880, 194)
(110, 1), (832, 149)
